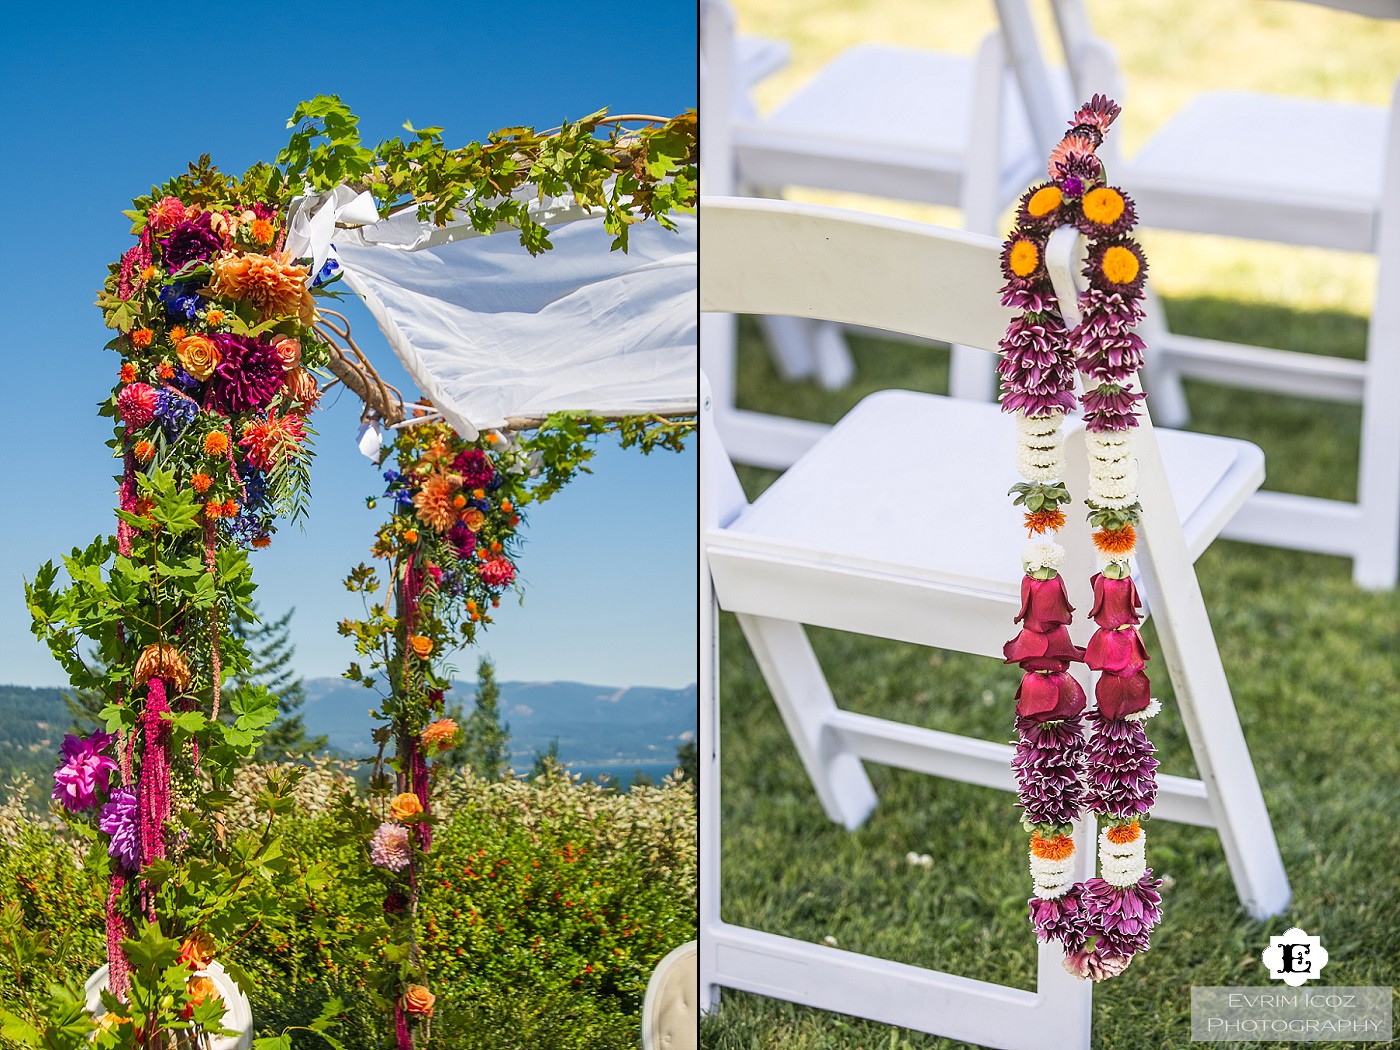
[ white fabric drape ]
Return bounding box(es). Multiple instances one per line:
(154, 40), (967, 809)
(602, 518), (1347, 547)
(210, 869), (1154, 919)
(321, 196), (697, 438)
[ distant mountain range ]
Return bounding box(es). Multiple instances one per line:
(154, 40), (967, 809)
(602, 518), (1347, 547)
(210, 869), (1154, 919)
(0, 680), (697, 779)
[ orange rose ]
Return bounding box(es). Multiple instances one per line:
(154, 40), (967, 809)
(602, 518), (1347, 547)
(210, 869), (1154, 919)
(403, 985), (435, 1017)
(463, 510), (485, 531)
(177, 334), (221, 382)
(178, 930), (217, 970)
(421, 719), (459, 753)
(407, 635), (434, 659)
(271, 335), (302, 371)
(390, 792), (423, 821)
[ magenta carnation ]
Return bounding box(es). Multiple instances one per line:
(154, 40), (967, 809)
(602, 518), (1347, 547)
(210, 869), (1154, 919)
(370, 822), (412, 873)
(206, 334), (283, 415)
(117, 383), (159, 429)
(1083, 709), (1158, 818)
(52, 732), (119, 812)
(1012, 715), (1086, 826)
(452, 448), (495, 488)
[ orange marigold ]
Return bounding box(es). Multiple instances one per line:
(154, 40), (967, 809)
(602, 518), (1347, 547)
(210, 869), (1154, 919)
(222, 499), (239, 517)
(157, 361), (176, 380)
(131, 328), (154, 348)
(133, 440), (156, 464)
(1105, 821), (1142, 845)
(168, 326), (187, 343)
(1030, 831), (1075, 861)
(249, 218), (275, 245)
(204, 500), (223, 520)
(202, 431), (230, 456)
(1092, 525), (1137, 555)
(119, 363), (137, 384)
(190, 473), (213, 494)
(208, 252), (315, 325)
(1024, 508), (1066, 536)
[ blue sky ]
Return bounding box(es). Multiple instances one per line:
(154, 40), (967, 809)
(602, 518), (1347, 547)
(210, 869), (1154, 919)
(0, 1), (697, 690)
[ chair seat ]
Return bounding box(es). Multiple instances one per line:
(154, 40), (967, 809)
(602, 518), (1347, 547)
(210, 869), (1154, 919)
(713, 390), (1264, 601)
(1121, 90), (1387, 251)
(732, 44), (1043, 204)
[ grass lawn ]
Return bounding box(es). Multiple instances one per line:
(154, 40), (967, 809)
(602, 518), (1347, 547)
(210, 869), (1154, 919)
(704, 6), (1399, 1043)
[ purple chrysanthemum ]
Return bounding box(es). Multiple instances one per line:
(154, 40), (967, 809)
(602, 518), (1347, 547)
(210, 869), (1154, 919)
(1081, 871), (1163, 958)
(206, 334), (283, 415)
(1078, 288), (1145, 329)
(1000, 279), (1059, 314)
(1083, 709), (1159, 818)
(98, 787), (140, 871)
(154, 389), (200, 438)
(52, 732), (119, 812)
(997, 315), (1079, 417)
(1012, 714), (1086, 826)
(1081, 383), (1146, 432)
(452, 448), (495, 489)
(1075, 331), (1147, 385)
(1029, 885), (1089, 952)
(161, 212), (224, 271)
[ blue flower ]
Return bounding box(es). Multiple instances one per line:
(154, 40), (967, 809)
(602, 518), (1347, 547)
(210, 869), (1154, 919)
(313, 258), (341, 287)
(242, 468), (268, 511)
(221, 510), (267, 549)
(171, 366), (203, 394)
(395, 492), (415, 509)
(158, 283), (202, 321)
(154, 389), (199, 438)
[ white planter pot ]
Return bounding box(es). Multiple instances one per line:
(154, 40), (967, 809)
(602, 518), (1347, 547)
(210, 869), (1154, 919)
(85, 962), (253, 1049)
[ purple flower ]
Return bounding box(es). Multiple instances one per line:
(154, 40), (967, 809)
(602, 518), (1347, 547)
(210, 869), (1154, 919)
(154, 389), (200, 438)
(1081, 871), (1163, 958)
(98, 787), (140, 871)
(452, 448), (495, 489)
(1063, 947), (1133, 981)
(52, 732), (118, 812)
(1075, 331), (1147, 385)
(1000, 280), (1059, 314)
(1012, 715), (1086, 826)
(206, 334), (283, 415)
(1080, 383), (1145, 432)
(161, 212), (223, 272)
(1083, 709), (1159, 818)
(447, 522), (477, 560)
(1029, 885), (1089, 952)
(1060, 176), (1084, 198)
(1078, 288), (1145, 329)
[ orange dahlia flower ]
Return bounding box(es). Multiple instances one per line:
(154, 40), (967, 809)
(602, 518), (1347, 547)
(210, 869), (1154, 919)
(209, 252), (315, 325)
(413, 472), (460, 532)
(421, 718), (459, 752)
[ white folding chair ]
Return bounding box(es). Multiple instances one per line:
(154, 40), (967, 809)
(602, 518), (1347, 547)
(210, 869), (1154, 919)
(699, 0), (1061, 470)
(996, 0), (1400, 588)
(699, 196), (1290, 1048)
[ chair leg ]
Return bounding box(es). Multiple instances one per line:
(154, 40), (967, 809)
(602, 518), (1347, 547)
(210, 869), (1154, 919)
(736, 614), (879, 830)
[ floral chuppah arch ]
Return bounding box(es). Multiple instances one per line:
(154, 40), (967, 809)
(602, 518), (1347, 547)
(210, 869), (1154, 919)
(20, 97), (696, 1050)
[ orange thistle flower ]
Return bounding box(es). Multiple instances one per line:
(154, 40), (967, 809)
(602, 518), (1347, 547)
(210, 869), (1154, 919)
(205, 309), (225, 325)
(119, 363), (137, 384)
(222, 499), (239, 517)
(251, 535), (271, 549)
(131, 328), (154, 349)
(202, 431), (229, 456)
(1092, 525), (1137, 555)
(500, 500), (513, 513)
(133, 497), (155, 518)
(1030, 831), (1075, 861)
(452, 494), (467, 509)
(485, 433), (499, 444)
(204, 501), (223, 520)
(190, 473), (213, 494)
(1106, 821), (1142, 845)
(140, 266), (158, 282)
(1024, 508), (1066, 536)
(402, 529), (420, 544)
(250, 219), (275, 245)
(168, 326), (187, 343)
(156, 361), (176, 380)
(133, 440), (156, 464)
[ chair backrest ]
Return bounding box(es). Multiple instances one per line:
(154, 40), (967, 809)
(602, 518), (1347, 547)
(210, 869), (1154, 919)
(699, 196), (1013, 349)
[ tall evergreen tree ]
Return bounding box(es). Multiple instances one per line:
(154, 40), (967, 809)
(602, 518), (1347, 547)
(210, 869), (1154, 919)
(457, 656), (510, 780)
(531, 736), (562, 780)
(228, 604), (326, 759)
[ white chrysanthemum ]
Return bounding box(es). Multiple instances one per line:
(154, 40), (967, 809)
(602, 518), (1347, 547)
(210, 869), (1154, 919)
(1033, 874), (1073, 899)
(1089, 466), (1139, 501)
(1030, 852), (1076, 880)
(1017, 412), (1065, 439)
(1092, 492), (1139, 511)
(1087, 431), (1132, 455)
(1101, 853), (1148, 887)
(1017, 447), (1065, 483)
(1088, 447), (1135, 475)
(1023, 541), (1065, 573)
(1124, 699), (1162, 722)
(1099, 828), (1146, 861)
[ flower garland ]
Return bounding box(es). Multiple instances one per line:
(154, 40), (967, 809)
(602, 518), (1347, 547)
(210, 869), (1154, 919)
(344, 418), (535, 1047)
(998, 96), (1164, 981)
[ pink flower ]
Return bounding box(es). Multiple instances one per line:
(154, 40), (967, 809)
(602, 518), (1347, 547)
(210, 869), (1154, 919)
(1062, 948), (1132, 982)
(117, 383), (159, 429)
(1085, 627), (1149, 676)
(52, 732), (119, 812)
(1003, 625), (1084, 672)
(1088, 574), (1142, 629)
(147, 196), (187, 233)
(1015, 671), (1086, 723)
(1014, 575), (1075, 634)
(1095, 670), (1153, 720)
(370, 822), (412, 873)
(479, 556), (515, 589)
